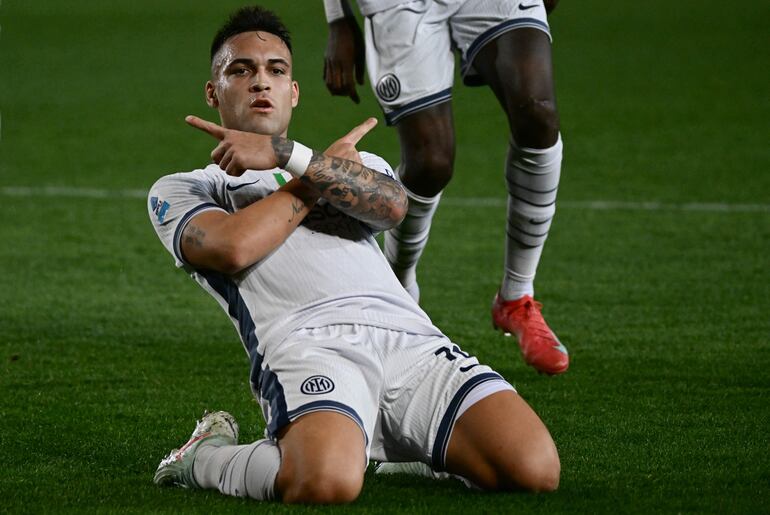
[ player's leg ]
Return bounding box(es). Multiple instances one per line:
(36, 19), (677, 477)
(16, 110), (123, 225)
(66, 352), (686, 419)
(373, 331), (559, 492)
(384, 104), (455, 300)
(364, 2), (457, 301)
(472, 25), (568, 374)
(155, 410), (365, 503)
(445, 389), (560, 491)
(275, 411), (366, 503)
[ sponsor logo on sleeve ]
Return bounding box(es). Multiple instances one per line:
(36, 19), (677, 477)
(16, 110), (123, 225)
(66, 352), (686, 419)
(300, 375), (335, 395)
(150, 196), (170, 223)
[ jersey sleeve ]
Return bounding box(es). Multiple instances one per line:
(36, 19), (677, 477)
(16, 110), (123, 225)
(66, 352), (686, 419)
(359, 151), (397, 180)
(147, 171), (227, 269)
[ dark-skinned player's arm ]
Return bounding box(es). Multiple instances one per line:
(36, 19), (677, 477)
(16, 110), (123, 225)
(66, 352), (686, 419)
(544, 0), (559, 14)
(323, 0), (365, 103)
(179, 116), (406, 275)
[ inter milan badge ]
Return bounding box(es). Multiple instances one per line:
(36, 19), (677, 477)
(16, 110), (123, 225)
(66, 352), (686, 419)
(376, 74), (401, 102)
(301, 375), (335, 395)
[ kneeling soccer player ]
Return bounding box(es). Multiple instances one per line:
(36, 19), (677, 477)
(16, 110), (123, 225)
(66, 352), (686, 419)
(147, 5), (560, 503)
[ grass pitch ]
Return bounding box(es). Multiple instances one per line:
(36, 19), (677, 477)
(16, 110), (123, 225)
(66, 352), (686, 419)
(1, 1), (768, 513)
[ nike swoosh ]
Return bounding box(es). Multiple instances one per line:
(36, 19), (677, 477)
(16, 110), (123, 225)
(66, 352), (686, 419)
(226, 179), (261, 191)
(520, 3), (538, 10)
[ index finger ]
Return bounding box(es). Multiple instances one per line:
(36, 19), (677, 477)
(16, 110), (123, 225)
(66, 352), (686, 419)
(341, 117), (378, 145)
(185, 115), (227, 141)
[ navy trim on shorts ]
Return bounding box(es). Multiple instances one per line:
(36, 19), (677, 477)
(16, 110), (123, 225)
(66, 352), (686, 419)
(284, 400), (369, 445)
(384, 88), (452, 126)
(460, 18), (551, 86)
(263, 367), (291, 437)
(431, 372), (504, 471)
(172, 202), (225, 265)
(197, 270), (264, 395)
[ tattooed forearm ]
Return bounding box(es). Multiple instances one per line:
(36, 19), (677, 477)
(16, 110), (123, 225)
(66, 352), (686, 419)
(271, 136), (294, 168)
(184, 224), (206, 248)
(301, 153), (407, 230)
(288, 198), (305, 223)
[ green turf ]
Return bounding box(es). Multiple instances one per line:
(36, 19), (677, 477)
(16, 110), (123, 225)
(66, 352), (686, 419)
(1, 0), (768, 513)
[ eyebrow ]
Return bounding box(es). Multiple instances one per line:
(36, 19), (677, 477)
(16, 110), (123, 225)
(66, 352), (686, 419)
(225, 57), (290, 68)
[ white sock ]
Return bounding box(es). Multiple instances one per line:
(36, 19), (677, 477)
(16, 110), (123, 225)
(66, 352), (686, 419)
(501, 135), (562, 301)
(193, 439), (281, 500)
(384, 175), (442, 299)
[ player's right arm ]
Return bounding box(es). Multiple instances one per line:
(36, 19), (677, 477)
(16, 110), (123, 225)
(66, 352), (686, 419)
(180, 179), (317, 275)
(323, 0), (365, 103)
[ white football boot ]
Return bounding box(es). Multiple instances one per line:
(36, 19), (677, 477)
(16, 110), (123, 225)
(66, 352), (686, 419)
(153, 410), (239, 488)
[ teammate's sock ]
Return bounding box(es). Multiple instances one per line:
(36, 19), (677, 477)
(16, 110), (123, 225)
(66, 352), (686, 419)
(501, 135), (562, 301)
(384, 175), (441, 300)
(193, 439), (281, 500)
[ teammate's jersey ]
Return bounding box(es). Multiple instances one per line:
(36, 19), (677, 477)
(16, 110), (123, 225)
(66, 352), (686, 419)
(324, 0), (403, 19)
(147, 152), (442, 391)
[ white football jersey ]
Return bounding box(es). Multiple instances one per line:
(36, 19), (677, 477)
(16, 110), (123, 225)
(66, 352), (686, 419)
(148, 152), (442, 382)
(324, 0), (405, 19)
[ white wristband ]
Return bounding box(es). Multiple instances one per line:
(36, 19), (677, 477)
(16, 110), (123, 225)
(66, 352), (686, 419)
(284, 141), (314, 177)
(323, 0), (346, 22)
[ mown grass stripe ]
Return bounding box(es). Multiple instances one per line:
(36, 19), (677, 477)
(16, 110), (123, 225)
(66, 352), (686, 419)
(2, 186), (767, 213)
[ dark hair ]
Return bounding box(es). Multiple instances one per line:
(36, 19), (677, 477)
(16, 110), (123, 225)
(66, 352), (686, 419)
(210, 5), (292, 61)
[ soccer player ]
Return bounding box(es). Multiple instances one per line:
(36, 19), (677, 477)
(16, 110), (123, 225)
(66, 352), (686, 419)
(148, 6), (559, 504)
(323, 0), (569, 375)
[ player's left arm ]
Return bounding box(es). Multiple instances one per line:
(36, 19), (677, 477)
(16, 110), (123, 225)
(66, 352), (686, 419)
(186, 116), (407, 231)
(544, 0), (559, 14)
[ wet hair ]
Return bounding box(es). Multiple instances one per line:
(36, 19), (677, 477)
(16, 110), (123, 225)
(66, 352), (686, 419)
(210, 5), (292, 61)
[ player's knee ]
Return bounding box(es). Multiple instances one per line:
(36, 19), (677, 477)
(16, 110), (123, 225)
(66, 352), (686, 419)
(499, 440), (560, 493)
(281, 470), (363, 504)
(508, 96), (560, 148)
(401, 150), (454, 196)
(515, 447), (560, 492)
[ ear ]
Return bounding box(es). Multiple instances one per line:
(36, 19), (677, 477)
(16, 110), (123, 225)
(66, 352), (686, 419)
(205, 81), (218, 108)
(291, 80), (299, 108)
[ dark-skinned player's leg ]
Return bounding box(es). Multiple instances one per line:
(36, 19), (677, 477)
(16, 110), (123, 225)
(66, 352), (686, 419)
(383, 102), (455, 302)
(473, 28), (569, 375)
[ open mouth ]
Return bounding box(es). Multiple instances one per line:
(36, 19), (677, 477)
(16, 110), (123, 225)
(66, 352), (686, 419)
(250, 98), (273, 111)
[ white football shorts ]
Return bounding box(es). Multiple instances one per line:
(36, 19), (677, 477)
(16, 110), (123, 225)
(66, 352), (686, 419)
(257, 323), (514, 470)
(364, 0), (551, 124)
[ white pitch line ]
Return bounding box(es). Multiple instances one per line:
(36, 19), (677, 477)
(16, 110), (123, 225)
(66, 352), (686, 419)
(1, 186), (769, 213)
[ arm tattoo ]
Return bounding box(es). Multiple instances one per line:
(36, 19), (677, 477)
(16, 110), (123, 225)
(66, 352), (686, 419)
(271, 136), (294, 169)
(301, 152), (407, 230)
(288, 198), (305, 223)
(183, 223), (206, 248)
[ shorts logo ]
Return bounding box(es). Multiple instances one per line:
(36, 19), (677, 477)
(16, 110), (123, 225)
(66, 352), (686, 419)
(376, 74), (401, 102)
(300, 375), (335, 395)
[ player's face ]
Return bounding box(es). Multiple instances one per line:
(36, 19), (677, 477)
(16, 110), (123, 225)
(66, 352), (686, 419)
(207, 31), (298, 137)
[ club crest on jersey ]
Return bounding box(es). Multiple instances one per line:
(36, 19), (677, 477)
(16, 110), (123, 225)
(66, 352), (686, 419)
(300, 375), (335, 395)
(150, 196), (170, 223)
(376, 74), (401, 102)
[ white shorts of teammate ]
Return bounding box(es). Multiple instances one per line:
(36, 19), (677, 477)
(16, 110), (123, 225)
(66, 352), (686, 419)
(364, 0), (552, 124)
(258, 323), (514, 471)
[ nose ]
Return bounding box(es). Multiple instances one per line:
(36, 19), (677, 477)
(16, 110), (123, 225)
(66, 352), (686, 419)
(249, 81), (269, 92)
(250, 71), (270, 92)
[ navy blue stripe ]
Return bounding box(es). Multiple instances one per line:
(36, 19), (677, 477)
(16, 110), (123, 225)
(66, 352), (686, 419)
(431, 372), (504, 471)
(462, 18), (551, 76)
(286, 400), (369, 444)
(172, 202), (223, 265)
(197, 270), (263, 394)
(384, 88), (452, 126)
(263, 368), (290, 437)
